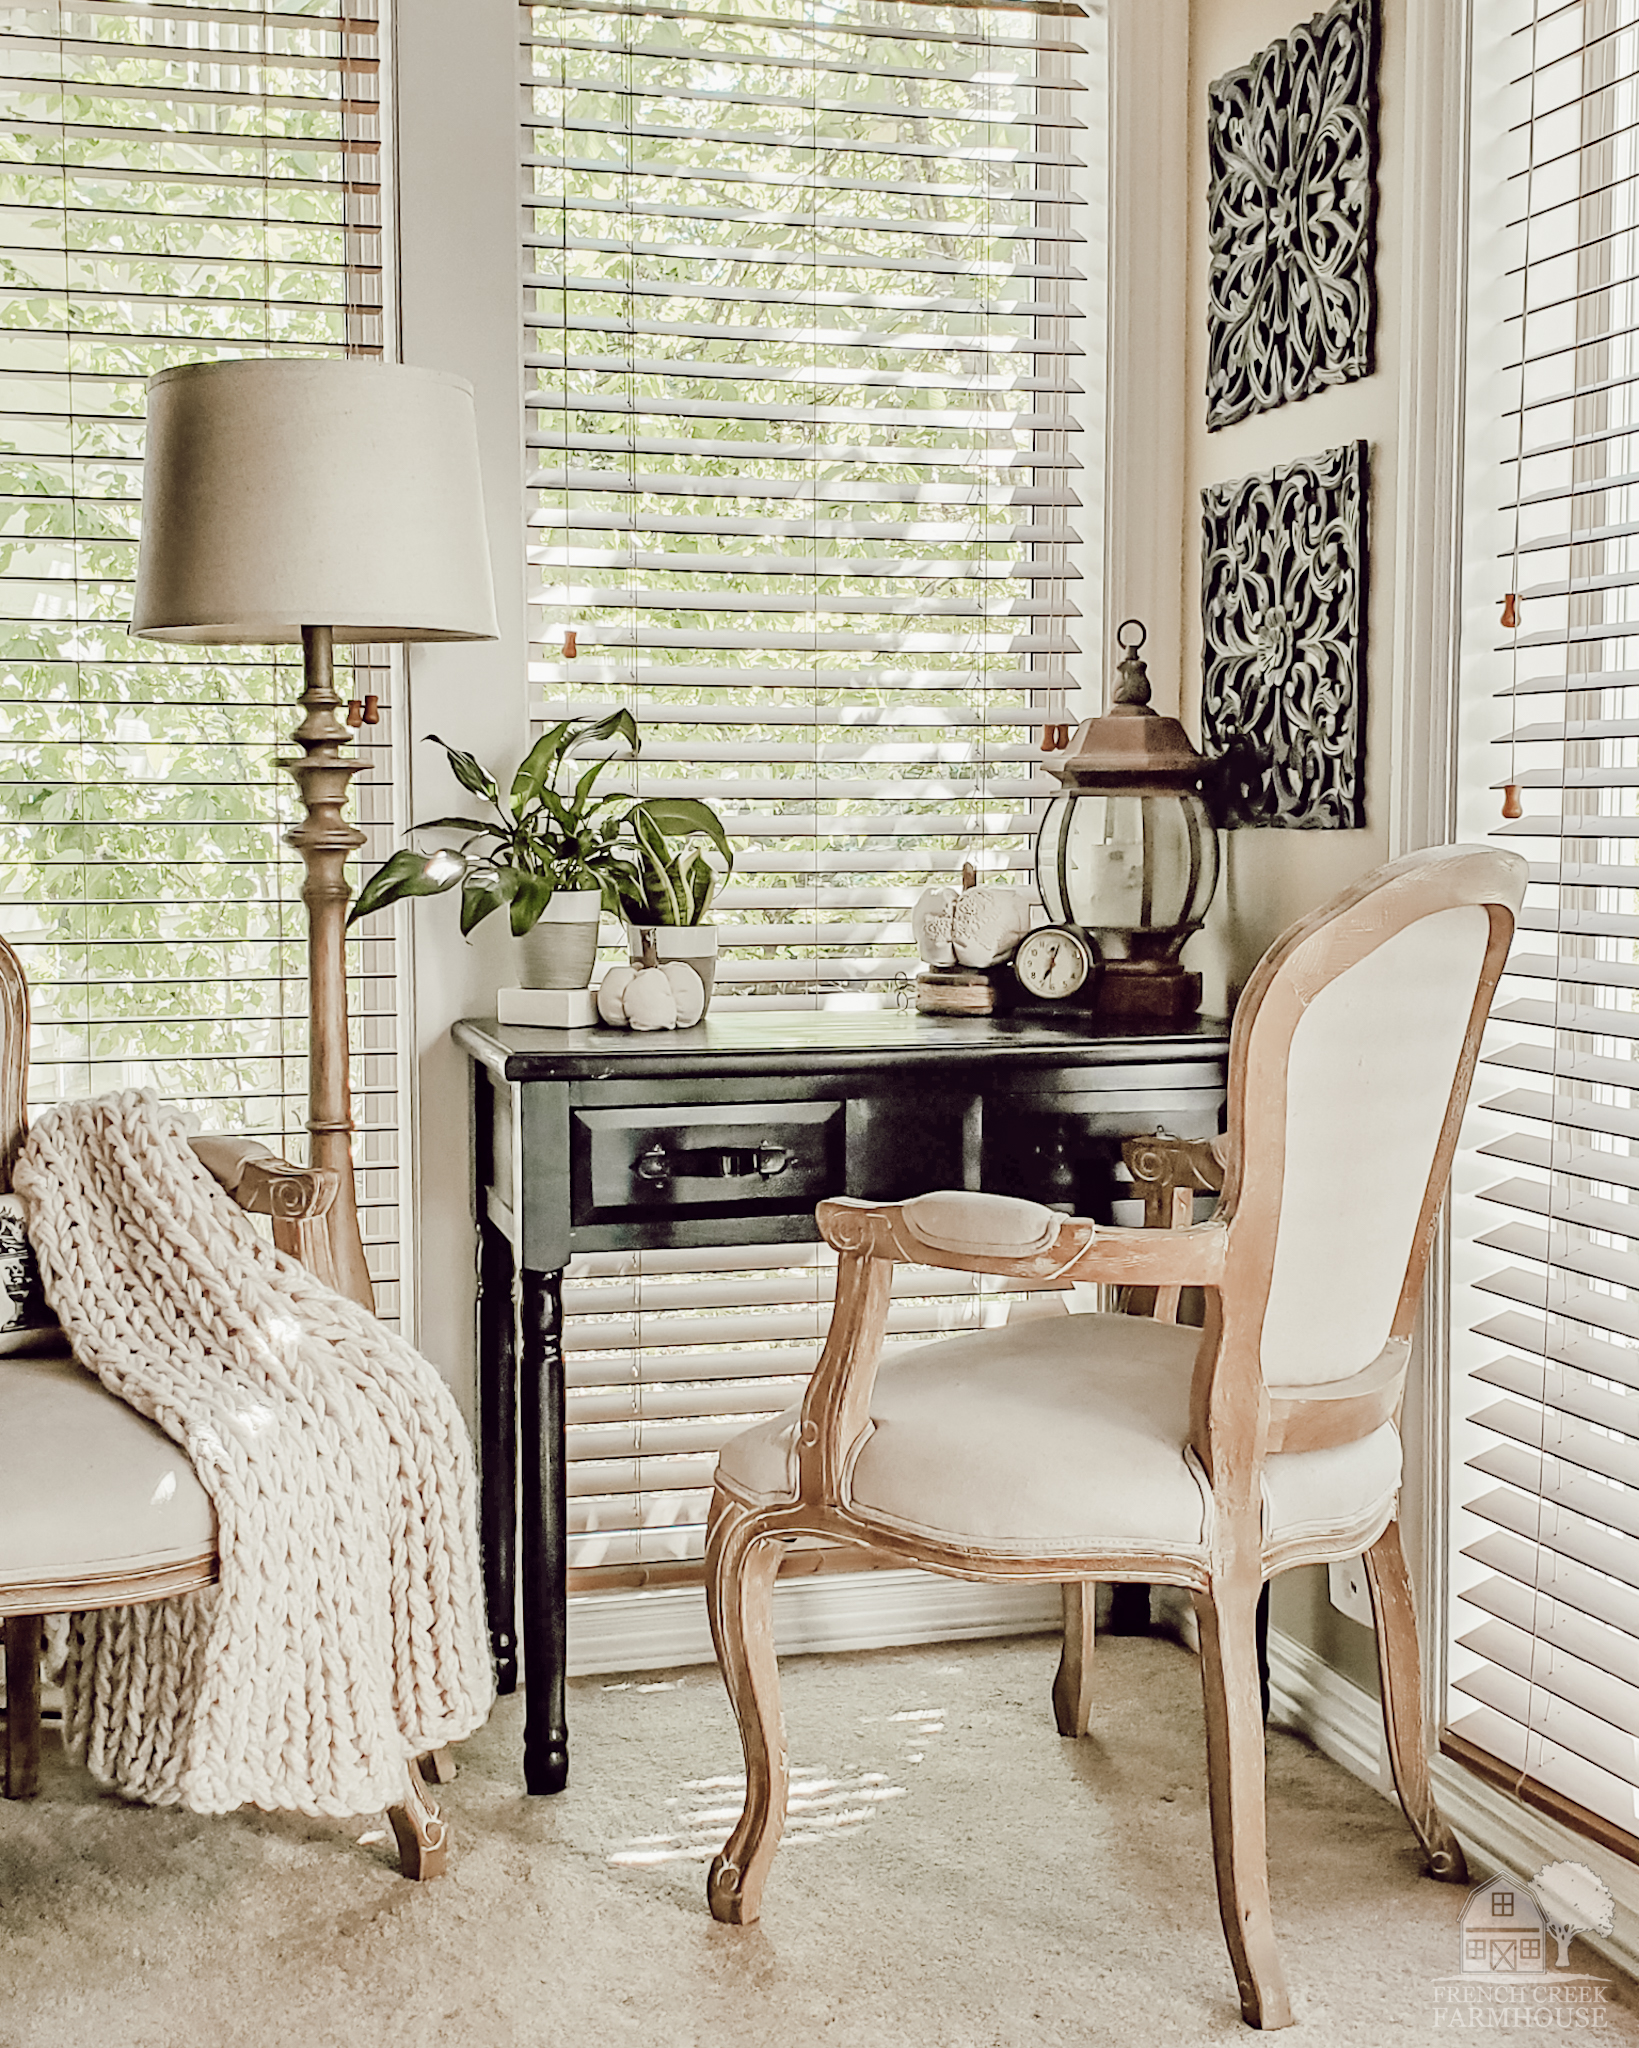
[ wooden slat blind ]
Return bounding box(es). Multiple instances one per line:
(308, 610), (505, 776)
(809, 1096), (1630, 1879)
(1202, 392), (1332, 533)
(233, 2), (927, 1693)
(0, 0), (405, 1317)
(521, 0), (1105, 1588)
(1449, 0), (1639, 1853)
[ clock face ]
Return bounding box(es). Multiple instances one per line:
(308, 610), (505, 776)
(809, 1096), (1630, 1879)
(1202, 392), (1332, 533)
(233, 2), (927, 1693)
(1013, 924), (1097, 1001)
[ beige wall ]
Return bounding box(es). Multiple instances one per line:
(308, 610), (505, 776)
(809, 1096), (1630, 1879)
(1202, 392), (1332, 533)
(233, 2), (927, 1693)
(1178, 0), (1423, 1697)
(1181, 0), (1405, 1025)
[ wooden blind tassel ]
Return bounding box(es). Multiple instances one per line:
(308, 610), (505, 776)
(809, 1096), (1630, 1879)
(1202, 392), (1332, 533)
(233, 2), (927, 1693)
(1500, 593), (1522, 817)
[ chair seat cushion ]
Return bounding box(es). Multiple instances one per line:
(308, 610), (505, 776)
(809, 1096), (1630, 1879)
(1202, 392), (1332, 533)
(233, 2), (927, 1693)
(715, 1312), (1402, 1562)
(0, 1349), (216, 1596)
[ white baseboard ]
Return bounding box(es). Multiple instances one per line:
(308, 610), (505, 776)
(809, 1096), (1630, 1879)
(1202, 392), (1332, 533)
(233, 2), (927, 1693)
(1267, 1628), (1639, 1984)
(568, 1570), (1060, 1677)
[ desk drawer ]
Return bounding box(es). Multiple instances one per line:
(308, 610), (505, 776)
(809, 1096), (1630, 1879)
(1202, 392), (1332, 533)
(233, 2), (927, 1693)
(571, 1100), (843, 1224)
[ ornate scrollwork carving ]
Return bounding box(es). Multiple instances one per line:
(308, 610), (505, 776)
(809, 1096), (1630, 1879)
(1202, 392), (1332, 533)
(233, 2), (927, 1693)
(1200, 442), (1368, 831)
(237, 1157), (341, 1222)
(1205, 0), (1378, 430)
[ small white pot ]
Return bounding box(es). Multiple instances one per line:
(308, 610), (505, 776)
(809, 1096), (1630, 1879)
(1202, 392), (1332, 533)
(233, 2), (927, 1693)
(515, 889), (603, 989)
(626, 923), (718, 1010)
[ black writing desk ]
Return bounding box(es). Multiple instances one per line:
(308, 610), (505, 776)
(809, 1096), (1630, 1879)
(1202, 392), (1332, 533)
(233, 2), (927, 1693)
(453, 1009), (1230, 1794)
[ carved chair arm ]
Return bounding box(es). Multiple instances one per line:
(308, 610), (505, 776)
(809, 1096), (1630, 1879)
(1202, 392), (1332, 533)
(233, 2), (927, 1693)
(816, 1193), (1227, 1289)
(1121, 1132), (1228, 1229)
(798, 1192), (1228, 1504)
(190, 1135), (340, 1222)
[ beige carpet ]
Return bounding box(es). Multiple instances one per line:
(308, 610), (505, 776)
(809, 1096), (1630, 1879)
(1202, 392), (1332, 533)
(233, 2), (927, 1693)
(3, 1630), (1637, 2046)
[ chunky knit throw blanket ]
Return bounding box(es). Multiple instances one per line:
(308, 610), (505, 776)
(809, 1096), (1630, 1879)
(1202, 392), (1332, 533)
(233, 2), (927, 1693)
(15, 1091), (494, 1818)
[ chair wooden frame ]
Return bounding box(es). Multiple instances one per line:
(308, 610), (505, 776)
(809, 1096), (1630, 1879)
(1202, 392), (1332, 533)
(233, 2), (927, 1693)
(705, 846), (1522, 2028)
(0, 934), (449, 1876)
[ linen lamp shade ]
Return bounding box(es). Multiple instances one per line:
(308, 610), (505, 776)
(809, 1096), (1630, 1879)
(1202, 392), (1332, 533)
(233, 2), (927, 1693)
(132, 358), (499, 645)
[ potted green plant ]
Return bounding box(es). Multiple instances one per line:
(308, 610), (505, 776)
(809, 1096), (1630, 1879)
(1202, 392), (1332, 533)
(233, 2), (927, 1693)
(348, 711), (731, 992)
(615, 790), (734, 1008)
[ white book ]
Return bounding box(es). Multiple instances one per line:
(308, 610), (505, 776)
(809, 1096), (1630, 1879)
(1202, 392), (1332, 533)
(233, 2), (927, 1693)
(496, 986), (599, 1029)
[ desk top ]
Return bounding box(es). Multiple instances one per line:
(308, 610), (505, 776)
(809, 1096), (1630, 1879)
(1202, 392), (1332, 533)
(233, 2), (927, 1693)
(454, 1008), (1232, 1085)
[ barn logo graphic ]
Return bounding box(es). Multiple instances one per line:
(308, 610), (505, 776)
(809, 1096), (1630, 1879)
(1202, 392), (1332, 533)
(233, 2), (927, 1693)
(1432, 1864), (1619, 2031)
(1457, 1875), (1547, 1975)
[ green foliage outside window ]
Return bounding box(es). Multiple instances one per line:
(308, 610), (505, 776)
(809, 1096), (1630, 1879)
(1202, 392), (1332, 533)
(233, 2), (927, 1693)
(0, 1), (387, 1154)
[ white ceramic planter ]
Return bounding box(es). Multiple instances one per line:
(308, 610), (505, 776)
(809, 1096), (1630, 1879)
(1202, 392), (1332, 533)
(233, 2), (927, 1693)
(626, 923), (718, 1010)
(515, 889), (603, 989)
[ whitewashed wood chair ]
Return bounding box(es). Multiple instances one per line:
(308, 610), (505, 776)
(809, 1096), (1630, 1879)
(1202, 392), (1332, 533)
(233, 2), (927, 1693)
(0, 932), (450, 1876)
(704, 845), (1525, 2029)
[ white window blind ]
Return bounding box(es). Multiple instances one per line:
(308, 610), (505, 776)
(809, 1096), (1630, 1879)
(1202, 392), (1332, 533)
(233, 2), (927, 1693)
(0, 0), (406, 1318)
(520, 0), (1103, 1589)
(522, 0), (1096, 1007)
(1450, 0), (1639, 1853)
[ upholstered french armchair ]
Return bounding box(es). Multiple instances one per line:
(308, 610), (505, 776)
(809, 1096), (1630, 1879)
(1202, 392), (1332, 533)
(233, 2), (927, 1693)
(0, 932), (452, 1876)
(702, 844), (1525, 2029)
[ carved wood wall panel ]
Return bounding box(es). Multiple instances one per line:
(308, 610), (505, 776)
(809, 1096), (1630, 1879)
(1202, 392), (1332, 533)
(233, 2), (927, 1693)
(1206, 0), (1379, 430)
(1200, 441), (1368, 830)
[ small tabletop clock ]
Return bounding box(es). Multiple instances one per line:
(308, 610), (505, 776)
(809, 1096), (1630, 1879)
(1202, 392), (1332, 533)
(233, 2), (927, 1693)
(1008, 923), (1103, 1011)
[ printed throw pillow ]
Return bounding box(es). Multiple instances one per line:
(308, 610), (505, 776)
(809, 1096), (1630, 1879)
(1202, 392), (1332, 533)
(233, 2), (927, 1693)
(0, 1191), (61, 1354)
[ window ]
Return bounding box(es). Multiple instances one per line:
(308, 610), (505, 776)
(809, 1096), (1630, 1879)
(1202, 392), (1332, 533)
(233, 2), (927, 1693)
(519, 0), (1103, 1588)
(1449, 0), (1639, 1854)
(0, 0), (405, 1317)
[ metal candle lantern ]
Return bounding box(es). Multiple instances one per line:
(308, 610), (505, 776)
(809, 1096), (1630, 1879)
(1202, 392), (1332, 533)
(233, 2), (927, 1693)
(1034, 620), (1220, 1025)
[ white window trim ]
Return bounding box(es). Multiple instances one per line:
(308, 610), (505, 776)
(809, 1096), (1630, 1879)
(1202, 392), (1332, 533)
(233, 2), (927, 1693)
(1101, 0), (1189, 696)
(392, 0), (536, 1399)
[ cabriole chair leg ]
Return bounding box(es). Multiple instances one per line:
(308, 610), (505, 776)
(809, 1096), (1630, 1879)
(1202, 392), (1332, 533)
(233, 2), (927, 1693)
(1052, 1581), (1097, 1737)
(706, 1495), (788, 1926)
(1194, 1582), (1294, 2030)
(387, 1756), (448, 1880)
(1363, 1518), (1468, 1884)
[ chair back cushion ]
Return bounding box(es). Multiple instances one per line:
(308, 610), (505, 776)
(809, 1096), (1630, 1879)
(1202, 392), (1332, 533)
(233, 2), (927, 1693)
(1229, 847), (1523, 1392)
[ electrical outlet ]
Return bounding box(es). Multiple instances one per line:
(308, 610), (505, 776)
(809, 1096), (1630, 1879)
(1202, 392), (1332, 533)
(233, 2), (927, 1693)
(1327, 1555), (1374, 1628)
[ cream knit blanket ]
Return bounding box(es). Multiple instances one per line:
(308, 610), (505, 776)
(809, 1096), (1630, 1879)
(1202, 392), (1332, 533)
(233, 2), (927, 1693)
(15, 1090), (494, 1818)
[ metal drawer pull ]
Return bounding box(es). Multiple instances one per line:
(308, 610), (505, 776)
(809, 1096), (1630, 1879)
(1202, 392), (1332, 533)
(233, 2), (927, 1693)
(633, 1141), (794, 1183)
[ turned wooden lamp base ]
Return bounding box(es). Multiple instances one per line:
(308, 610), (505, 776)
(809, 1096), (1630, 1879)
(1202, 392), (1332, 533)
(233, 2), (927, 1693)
(281, 624), (375, 1313)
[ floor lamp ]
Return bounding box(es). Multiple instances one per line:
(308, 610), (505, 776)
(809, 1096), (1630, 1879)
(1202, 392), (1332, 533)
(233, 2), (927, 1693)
(132, 359), (498, 1311)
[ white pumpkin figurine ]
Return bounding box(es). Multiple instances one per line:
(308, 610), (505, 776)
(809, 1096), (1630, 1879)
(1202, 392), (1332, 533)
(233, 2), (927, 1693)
(950, 883), (1034, 968)
(597, 933), (706, 1031)
(911, 884), (961, 967)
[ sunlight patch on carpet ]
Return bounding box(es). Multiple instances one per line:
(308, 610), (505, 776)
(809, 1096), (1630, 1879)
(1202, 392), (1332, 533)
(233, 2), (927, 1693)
(608, 1765), (908, 1868)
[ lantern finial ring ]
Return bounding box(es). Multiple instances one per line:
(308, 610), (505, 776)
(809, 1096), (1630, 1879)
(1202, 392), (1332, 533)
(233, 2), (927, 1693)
(1115, 618), (1147, 654)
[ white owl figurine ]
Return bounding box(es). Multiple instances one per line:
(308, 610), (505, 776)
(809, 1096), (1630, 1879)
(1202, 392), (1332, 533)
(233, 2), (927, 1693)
(950, 885), (1035, 968)
(912, 885), (961, 967)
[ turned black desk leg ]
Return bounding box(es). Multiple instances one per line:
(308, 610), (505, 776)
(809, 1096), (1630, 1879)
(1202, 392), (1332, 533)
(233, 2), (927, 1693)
(1106, 1583), (1152, 1634)
(520, 1264), (569, 1794)
(477, 1217), (519, 1695)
